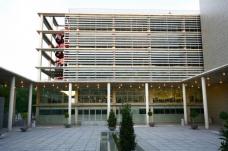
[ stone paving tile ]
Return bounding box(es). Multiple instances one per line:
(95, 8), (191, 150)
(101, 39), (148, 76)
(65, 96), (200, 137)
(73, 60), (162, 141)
(0, 125), (221, 151)
(135, 125), (221, 151)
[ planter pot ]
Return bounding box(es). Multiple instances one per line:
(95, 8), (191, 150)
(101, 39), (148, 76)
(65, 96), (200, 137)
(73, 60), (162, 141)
(64, 124), (71, 128)
(20, 127), (28, 132)
(191, 124), (198, 130)
(109, 127), (116, 131)
(149, 122), (155, 127)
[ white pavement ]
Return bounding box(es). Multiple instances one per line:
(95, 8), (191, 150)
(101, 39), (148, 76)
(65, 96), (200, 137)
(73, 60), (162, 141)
(0, 125), (221, 151)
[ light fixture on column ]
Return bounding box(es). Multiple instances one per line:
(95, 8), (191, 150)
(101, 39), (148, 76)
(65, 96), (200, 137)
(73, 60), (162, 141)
(118, 86), (121, 89)
(219, 80), (223, 84)
(21, 85), (24, 88)
(97, 84), (100, 89)
(120, 83), (123, 87)
(198, 86), (200, 89)
(4, 84), (7, 87)
(158, 86), (161, 89)
(207, 83), (211, 87)
(191, 85), (194, 88)
(150, 85), (153, 88)
(65, 85), (67, 88)
(20, 81), (23, 84)
(178, 86), (180, 89)
(86, 84), (89, 88)
(43, 85), (45, 88)
(222, 72), (226, 76)
(57, 86), (59, 89)
(163, 83), (166, 87)
(207, 77), (210, 80)
(130, 85), (132, 88)
(52, 84), (55, 87)
(194, 80), (198, 84)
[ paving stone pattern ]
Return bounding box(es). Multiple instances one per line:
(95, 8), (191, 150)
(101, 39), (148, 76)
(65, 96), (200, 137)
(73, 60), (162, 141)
(0, 126), (221, 151)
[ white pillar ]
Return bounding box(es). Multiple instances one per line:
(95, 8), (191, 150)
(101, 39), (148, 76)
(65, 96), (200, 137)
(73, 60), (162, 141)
(107, 83), (111, 118)
(8, 76), (15, 131)
(145, 83), (149, 125)
(75, 90), (78, 125)
(27, 83), (33, 127)
(68, 83), (72, 125)
(182, 83), (188, 125)
(201, 77), (209, 129)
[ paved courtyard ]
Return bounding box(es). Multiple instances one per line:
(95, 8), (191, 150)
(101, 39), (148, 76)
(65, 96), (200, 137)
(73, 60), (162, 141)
(0, 125), (221, 151)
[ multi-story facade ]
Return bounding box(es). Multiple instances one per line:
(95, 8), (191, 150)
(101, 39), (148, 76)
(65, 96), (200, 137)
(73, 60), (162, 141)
(36, 11), (204, 125)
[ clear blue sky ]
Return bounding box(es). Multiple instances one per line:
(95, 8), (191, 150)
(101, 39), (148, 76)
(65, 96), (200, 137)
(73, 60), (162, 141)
(0, 0), (199, 80)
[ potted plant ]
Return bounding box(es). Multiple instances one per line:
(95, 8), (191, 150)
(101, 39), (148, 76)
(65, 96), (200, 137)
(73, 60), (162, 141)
(148, 109), (155, 127)
(64, 112), (71, 128)
(190, 110), (199, 129)
(20, 112), (28, 132)
(107, 109), (117, 131)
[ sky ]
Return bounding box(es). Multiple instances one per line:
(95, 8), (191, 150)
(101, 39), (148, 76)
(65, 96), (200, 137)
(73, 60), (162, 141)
(0, 0), (199, 81)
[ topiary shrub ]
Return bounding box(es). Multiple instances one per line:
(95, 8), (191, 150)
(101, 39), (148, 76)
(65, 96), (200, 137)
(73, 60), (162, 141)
(219, 111), (228, 151)
(190, 110), (199, 129)
(148, 109), (155, 127)
(107, 109), (117, 131)
(64, 112), (71, 128)
(119, 104), (136, 151)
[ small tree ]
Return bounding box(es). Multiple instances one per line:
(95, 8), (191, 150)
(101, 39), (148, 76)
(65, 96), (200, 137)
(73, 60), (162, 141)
(219, 112), (228, 151)
(64, 112), (70, 128)
(190, 110), (199, 129)
(107, 109), (117, 131)
(119, 104), (136, 151)
(21, 112), (28, 126)
(148, 109), (154, 127)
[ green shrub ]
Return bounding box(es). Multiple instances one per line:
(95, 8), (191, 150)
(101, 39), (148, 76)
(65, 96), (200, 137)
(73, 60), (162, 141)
(220, 112), (228, 151)
(190, 110), (199, 124)
(21, 112), (28, 120)
(148, 109), (153, 117)
(107, 110), (117, 129)
(64, 112), (69, 119)
(119, 104), (136, 151)
(220, 112), (228, 121)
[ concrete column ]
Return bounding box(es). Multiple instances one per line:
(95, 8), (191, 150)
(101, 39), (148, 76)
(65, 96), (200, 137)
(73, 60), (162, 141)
(182, 83), (188, 125)
(68, 83), (72, 125)
(8, 76), (15, 131)
(74, 89), (78, 124)
(112, 88), (116, 104)
(75, 107), (78, 125)
(145, 83), (149, 125)
(107, 83), (111, 118)
(201, 77), (209, 129)
(35, 87), (40, 118)
(27, 83), (33, 127)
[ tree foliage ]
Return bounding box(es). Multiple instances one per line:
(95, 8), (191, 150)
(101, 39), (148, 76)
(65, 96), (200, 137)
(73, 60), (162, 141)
(107, 109), (117, 129)
(119, 104), (136, 151)
(220, 112), (228, 151)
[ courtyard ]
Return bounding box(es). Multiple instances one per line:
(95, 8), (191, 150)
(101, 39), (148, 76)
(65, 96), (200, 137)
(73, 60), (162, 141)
(0, 125), (221, 151)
